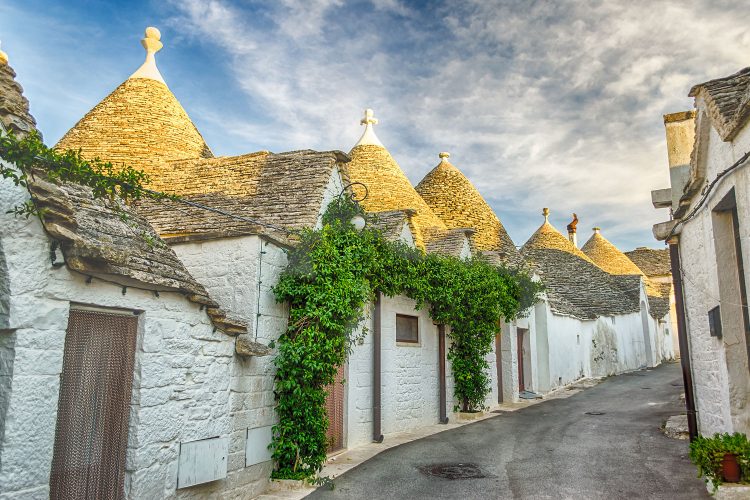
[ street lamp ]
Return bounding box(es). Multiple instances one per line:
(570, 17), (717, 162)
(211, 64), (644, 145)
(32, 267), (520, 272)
(340, 182), (369, 231)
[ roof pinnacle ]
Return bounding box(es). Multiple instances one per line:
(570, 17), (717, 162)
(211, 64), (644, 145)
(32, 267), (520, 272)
(0, 41), (8, 66)
(361, 108), (378, 126)
(543, 207), (550, 222)
(129, 27), (166, 84)
(593, 227), (601, 234)
(354, 108), (384, 147)
(439, 152), (450, 160)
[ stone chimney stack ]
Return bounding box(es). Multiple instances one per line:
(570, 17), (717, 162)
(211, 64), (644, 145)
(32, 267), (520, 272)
(566, 213), (579, 247)
(663, 111), (696, 170)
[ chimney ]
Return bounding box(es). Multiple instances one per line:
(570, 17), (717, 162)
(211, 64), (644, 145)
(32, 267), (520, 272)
(566, 213), (579, 247)
(663, 111), (696, 170)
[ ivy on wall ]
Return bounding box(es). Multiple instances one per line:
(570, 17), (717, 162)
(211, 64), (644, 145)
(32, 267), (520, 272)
(271, 197), (542, 479)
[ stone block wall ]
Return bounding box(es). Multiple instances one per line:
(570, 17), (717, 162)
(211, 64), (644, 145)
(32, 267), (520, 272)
(676, 104), (750, 436)
(0, 178), (275, 499)
(171, 236), (289, 498)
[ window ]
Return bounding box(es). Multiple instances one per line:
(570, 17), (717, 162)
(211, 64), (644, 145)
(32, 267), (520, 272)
(396, 314), (419, 343)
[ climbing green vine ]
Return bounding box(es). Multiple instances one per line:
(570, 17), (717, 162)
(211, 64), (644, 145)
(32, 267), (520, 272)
(271, 197), (542, 479)
(0, 131), (173, 217)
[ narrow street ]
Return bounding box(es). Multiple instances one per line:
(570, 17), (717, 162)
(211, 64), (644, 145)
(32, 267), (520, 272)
(308, 363), (708, 499)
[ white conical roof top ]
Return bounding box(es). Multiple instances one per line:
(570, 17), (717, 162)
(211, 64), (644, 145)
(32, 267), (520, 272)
(129, 27), (165, 84)
(354, 108), (384, 147)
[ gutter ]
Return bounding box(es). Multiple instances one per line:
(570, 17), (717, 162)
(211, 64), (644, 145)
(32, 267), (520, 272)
(670, 241), (698, 440)
(438, 324), (449, 424)
(372, 292), (384, 443)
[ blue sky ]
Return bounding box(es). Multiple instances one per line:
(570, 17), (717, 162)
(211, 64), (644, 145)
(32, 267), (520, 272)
(2, 0), (749, 250)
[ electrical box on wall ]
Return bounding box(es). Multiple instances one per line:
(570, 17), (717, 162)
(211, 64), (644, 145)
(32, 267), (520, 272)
(708, 305), (722, 338)
(177, 436), (229, 489)
(245, 425), (273, 467)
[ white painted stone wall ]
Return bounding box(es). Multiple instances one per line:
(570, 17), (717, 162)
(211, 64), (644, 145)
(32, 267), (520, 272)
(521, 284), (672, 397)
(674, 100), (750, 436)
(170, 236), (289, 499)
(0, 176), (279, 499)
(315, 167), (346, 229)
(346, 294), (502, 446)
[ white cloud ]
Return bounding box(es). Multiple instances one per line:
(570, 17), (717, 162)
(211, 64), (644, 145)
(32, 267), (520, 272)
(166, 0), (750, 249)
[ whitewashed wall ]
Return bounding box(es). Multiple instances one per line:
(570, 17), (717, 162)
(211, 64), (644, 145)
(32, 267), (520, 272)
(346, 295), (442, 447)
(0, 177), (281, 499)
(170, 236), (289, 499)
(0, 209), (228, 498)
(675, 101), (750, 435)
(346, 294), (502, 447)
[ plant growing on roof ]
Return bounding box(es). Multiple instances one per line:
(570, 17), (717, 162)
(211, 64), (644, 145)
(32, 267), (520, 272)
(271, 196), (542, 479)
(0, 131), (175, 217)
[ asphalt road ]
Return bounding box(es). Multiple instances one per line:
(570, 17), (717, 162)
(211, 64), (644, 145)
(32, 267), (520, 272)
(308, 362), (709, 500)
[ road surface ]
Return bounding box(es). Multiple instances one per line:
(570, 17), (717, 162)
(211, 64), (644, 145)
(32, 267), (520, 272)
(308, 362), (708, 499)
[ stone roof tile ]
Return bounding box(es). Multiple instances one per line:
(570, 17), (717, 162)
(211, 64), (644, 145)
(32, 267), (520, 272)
(521, 217), (639, 320)
(55, 31), (213, 181)
(581, 230), (644, 276)
(625, 247), (671, 277)
(0, 63), (37, 138)
(416, 153), (522, 266)
(423, 227), (473, 258)
(689, 66), (750, 141)
(138, 149), (347, 241)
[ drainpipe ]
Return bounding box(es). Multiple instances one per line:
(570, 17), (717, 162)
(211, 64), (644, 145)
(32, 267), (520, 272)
(496, 322), (504, 404)
(372, 292), (384, 443)
(438, 324), (449, 424)
(670, 241), (698, 441)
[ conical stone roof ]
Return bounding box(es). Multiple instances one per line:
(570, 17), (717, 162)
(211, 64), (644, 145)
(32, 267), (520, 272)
(582, 229), (644, 276)
(521, 209), (640, 319)
(416, 152), (521, 264)
(345, 110), (446, 250)
(56, 27), (212, 180)
(521, 210), (597, 265)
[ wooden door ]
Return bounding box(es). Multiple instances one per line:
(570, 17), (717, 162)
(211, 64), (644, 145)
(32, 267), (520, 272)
(50, 309), (138, 500)
(324, 364), (345, 453)
(517, 329), (525, 393)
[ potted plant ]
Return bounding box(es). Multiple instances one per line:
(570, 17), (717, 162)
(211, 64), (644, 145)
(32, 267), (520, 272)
(689, 432), (750, 493)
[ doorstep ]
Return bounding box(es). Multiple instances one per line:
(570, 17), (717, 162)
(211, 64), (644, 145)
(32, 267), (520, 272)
(708, 481), (750, 499)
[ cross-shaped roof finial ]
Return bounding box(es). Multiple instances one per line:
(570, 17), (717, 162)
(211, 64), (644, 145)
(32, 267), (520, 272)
(361, 108), (378, 126)
(354, 108), (384, 147)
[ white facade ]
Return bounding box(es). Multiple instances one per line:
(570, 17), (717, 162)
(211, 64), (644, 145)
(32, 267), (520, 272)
(664, 105), (750, 436)
(0, 181), (270, 498)
(497, 283), (675, 401)
(0, 173), (281, 499)
(346, 294), (500, 449)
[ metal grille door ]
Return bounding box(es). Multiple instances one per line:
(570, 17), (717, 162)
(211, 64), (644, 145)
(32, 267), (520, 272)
(324, 364), (345, 453)
(50, 309), (138, 500)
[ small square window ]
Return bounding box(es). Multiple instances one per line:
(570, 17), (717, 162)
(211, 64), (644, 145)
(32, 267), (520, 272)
(396, 314), (419, 343)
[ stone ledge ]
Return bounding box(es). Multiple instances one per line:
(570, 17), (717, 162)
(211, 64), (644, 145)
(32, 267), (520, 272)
(454, 411), (484, 421)
(707, 481), (750, 499)
(235, 335), (272, 357)
(266, 479), (315, 492)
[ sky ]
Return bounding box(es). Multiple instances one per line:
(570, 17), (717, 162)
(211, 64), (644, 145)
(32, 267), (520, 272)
(2, 0), (749, 250)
